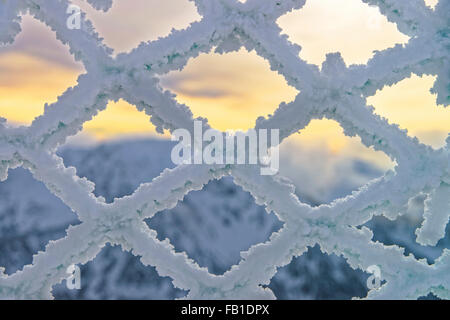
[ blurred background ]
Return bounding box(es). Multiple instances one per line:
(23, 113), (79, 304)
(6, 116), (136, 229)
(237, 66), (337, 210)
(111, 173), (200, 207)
(0, 0), (448, 299)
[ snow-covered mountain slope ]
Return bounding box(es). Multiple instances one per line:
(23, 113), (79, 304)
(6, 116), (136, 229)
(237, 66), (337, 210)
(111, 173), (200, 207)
(0, 139), (447, 299)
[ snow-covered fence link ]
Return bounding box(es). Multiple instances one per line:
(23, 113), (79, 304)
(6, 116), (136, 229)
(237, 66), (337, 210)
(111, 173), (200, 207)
(0, 0), (449, 299)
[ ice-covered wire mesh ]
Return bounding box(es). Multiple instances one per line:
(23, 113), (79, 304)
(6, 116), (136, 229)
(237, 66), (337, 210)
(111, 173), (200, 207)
(0, 0), (449, 299)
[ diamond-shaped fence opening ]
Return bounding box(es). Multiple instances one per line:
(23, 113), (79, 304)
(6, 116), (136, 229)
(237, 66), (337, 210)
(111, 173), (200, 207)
(58, 137), (176, 203)
(365, 212), (450, 265)
(278, 119), (395, 205)
(367, 74), (450, 149)
(147, 177), (283, 276)
(0, 168), (80, 275)
(0, 0), (448, 300)
(67, 99), (168, 142)
(52, 244), (187, 299)
(276, 0), (410, 66)
(0, 14), (84, 126)
(70, 0), (201, 55)
(267, 245), (371, 300)
(159, 49), (298, 131)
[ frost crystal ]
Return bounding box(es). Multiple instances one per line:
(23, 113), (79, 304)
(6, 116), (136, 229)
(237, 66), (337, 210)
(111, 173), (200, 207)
(0, 0), (449, 299)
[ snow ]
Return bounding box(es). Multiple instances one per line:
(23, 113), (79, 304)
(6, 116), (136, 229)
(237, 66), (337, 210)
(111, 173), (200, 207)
(0, 138), (445, 299)
(0, 0), (449, 299)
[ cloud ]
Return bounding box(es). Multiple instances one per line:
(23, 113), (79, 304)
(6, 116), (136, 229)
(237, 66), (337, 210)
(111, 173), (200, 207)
(277, 0), (409, 66)
(367, 74), (450, 149)
(158, 49), (298, 130)
(71, 0), (201, 54)
(278, 142), (388, 205)
(0, 0), (446, 150)
(159, 74), (230, 98)
(0, 15), (83, 70)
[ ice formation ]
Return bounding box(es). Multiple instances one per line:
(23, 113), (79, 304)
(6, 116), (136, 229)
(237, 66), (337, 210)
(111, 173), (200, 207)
(0, 0), (449, 299)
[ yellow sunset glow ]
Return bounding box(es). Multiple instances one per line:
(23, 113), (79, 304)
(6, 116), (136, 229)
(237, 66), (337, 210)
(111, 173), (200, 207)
(82, 100), (165, 141)
(368, 75), (450, 149)
(277, 0), (409, 66)
(0, 52), (82, 124)
(0, 0), (447, 160)
(160, 49), (299, 131)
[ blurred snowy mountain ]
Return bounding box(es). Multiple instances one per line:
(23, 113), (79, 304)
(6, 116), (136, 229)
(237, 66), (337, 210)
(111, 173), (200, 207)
(0, 138), (448, 299)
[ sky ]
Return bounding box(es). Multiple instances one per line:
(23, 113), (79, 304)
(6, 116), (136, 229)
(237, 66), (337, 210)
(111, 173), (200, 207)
(0, 0), (447, 174)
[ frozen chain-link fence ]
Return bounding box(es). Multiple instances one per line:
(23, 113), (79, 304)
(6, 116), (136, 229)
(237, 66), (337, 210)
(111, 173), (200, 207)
(0, 0), (449, 299)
